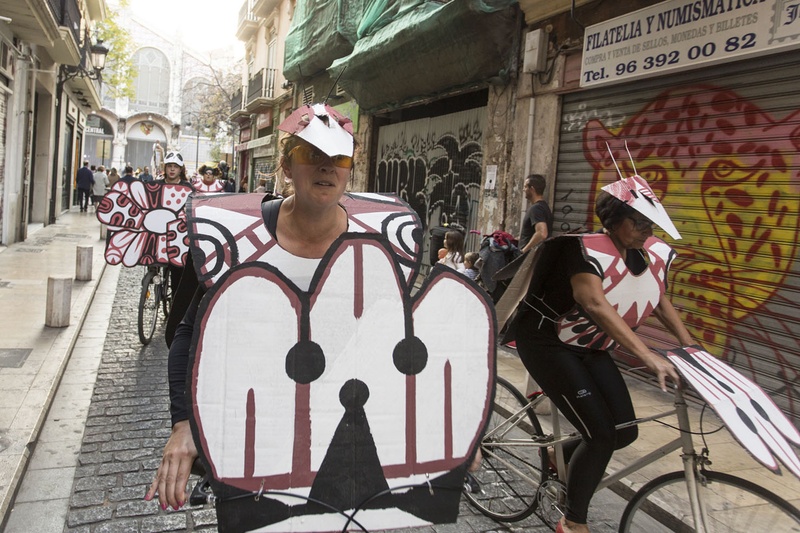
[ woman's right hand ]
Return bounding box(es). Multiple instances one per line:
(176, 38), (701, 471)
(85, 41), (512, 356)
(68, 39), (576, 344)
(145, 420), (198, 510)
(639, 349), (680, 392)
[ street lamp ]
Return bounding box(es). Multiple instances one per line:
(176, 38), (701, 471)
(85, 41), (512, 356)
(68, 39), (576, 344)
(195, 126), (201, 170)
(89, 40), (110, 72)
(190, 122), (209, 172)
(49, 38), (111, 223)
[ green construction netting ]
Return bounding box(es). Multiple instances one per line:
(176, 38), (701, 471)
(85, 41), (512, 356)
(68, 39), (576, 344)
(283, 0), (368, 80)
(284, 0), (519, 107)
(356, 0), (425, 39)
(330, 0), (519, 111)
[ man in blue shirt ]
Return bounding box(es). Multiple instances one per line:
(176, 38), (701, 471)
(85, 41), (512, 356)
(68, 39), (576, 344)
(139, 166), (154, 182)
(76, 161), (94, 212)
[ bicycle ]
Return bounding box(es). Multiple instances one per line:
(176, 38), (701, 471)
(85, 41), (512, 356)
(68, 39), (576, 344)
(137, 264), (172, 344)
(465, 374), (800, 532)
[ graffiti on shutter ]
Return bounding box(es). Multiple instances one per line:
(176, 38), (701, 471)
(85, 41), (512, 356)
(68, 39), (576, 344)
(375, 107), (485, 263)
(556, 54), (800, 422)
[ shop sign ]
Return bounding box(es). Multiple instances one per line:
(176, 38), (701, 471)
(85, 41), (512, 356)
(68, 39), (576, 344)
(253, 145), (274, 158)
(240, 127), (251, 142)
(580, 0), (800, 87)
(256, 109), (272, 130)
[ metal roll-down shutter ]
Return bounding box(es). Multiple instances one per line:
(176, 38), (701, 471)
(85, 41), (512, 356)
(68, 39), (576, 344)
(554, 51), (800, 423)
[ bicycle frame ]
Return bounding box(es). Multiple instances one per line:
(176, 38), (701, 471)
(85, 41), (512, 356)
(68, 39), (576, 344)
(483, 384), (712, 531)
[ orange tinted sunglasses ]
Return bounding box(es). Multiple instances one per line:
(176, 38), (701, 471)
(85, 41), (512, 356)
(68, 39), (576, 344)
(289, 144), (353, 169)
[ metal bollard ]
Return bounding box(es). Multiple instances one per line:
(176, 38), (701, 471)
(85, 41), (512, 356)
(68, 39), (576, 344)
(100, 224), (107, 240)
(45, 276), (72, 327)
(76, 245), (93, 281)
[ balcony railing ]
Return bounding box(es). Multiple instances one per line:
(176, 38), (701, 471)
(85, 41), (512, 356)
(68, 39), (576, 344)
(238, 0), (256, 25)
(46, 0), (82, 45)
(47, 0), (61, 23)
(247, 68), (276, 105)
(231, 88), (244, 115)
(236, 0), (258, 40)
(61, 0), (82, 45)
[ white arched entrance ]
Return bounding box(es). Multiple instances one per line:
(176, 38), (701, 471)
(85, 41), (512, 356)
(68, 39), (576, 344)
(126, 120), (168, 171)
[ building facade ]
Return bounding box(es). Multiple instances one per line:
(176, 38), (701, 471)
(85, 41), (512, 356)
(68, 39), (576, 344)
(0, 0), (107, 243)
(230, 0), (294, 192)
(94, 11), (234, 178)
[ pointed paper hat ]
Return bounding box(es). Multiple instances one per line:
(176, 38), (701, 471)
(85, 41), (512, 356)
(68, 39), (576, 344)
(602, 142), (681, 240)
(278, 103), (354, 158)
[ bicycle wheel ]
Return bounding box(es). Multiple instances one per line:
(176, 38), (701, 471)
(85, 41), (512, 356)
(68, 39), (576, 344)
(160, 267), (172, 318)
(619, 470), (800, 533)
(138, 269), (160, 345)
(464, 376), (547, 522)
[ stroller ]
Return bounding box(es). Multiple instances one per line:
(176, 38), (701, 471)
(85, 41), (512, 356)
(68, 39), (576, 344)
(476, 231), (520, 302)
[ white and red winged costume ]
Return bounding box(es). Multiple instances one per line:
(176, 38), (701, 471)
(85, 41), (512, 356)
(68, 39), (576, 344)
(183, 192), (496, 531)
(556, 234), (674, 350)
(95, 179), (192, 267)
(192, 178), (226, 194)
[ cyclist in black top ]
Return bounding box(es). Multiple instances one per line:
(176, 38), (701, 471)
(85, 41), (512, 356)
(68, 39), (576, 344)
(514, 175), (692, 533)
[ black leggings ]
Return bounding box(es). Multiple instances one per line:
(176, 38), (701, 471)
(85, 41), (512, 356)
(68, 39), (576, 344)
(517, 327), (637, 524)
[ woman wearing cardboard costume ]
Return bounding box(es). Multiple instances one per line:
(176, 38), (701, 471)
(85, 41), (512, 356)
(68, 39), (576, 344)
(193, 164), (225, 193)
(511, 165), (692, 533)
(146, 104), (357, 512)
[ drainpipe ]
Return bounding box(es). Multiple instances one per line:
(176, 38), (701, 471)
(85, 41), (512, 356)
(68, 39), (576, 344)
(49, 71), (65, 225)
(521, 95), (535, 230)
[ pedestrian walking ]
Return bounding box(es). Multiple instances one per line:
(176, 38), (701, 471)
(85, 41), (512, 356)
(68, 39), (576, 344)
(108, 167), (120, 187)
(119, 165), (137, 184)
(92, 165), (109, 207)
(139, 166), (154, 182)
(518, 173), (553, 253)
(76, 161), (94, 212)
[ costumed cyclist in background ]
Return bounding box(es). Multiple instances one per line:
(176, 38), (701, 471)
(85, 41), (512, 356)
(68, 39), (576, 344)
(193, 164), (225, 193)
(158, 152), (193, 187)
(508, 155), (691, 533)
(157, 151), (194, 335)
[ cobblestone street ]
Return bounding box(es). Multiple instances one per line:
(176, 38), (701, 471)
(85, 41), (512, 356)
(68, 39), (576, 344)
(62, 267), (624, 533)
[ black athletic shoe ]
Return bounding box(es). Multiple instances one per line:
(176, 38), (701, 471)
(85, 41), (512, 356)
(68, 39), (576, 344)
(464, 472), (481, 494)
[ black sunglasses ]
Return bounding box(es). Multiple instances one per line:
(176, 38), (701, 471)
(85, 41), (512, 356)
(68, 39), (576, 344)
(628, 216), (654, 231)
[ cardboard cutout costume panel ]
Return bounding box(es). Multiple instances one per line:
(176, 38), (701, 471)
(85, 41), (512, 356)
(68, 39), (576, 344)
(186, 193), (496, 532)
(192, 178), (226, 194)
(96, 179), (193, 267)
(663, 346), (800, 478)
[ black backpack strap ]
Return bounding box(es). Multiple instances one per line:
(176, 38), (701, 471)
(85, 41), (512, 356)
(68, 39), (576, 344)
(261, 197), (283, 241)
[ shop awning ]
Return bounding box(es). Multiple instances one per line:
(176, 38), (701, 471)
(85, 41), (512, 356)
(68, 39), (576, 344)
(235, 134), (275, 152)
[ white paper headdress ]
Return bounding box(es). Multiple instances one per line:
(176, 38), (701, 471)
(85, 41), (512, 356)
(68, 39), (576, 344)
(602, 142), (681, 240)
(278, 103), (354, 158)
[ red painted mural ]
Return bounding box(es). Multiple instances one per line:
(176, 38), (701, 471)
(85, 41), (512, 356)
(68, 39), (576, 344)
(581, 85), (800, 418)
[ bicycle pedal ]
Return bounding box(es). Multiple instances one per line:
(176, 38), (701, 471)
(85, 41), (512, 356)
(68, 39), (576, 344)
(189, 476), (215, 506)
